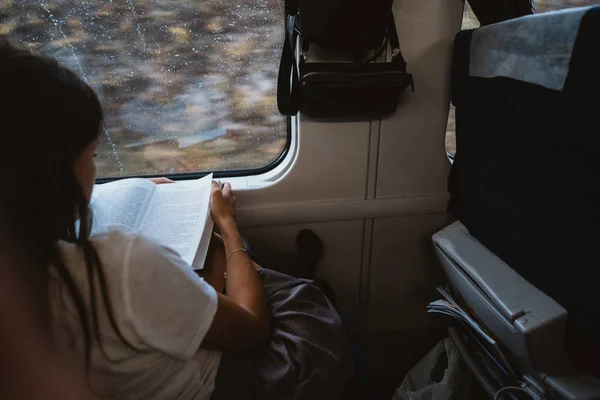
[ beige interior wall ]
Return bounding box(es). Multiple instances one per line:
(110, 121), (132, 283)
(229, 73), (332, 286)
(236, 0), (465, 334)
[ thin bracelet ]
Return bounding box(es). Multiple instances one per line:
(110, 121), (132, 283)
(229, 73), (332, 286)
(227, 247), (248, 260)
(222, 247), (250, 293)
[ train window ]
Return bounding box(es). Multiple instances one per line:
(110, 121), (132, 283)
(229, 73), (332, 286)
(445, 0), (600, 158)
(2, 0), (287, 178)
(446, 2), (479, 159)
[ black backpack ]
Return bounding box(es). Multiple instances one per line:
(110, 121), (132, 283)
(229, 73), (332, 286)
(297, 0), (394, 52)
(278, 0), (414, 119)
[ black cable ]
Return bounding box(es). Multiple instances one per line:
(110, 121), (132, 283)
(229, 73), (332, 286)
(449, 326), (501, 399)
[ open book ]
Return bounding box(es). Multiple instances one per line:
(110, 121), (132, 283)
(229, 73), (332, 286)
(90, 174), (214, 270)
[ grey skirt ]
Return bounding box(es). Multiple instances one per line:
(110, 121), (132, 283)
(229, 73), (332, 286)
(211, 268), (352, 400)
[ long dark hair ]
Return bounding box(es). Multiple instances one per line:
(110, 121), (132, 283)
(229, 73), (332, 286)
(0, 38), (131, 373)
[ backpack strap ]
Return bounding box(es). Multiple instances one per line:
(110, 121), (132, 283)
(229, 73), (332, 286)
(362, 12), (406, 67)
(388, 12), (406, 69)
(388, 12), (414, 91)
(277, 9), (301, 116)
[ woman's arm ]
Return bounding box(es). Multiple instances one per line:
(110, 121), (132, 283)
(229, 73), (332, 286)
(198, 233), (262, 292)
(201, 182), (269, 351)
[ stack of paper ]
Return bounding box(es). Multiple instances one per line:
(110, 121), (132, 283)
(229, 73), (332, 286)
(428, 286), (516, 378)
(428, 287), (495, 344)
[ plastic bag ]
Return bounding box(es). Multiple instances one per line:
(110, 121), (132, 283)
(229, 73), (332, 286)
(392, 338), (471, 400)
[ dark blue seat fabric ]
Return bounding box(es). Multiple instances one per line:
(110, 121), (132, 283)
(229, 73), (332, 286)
(448, 7), (600, 375)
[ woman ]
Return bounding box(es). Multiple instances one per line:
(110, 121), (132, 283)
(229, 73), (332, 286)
(0, 39), (351, 399)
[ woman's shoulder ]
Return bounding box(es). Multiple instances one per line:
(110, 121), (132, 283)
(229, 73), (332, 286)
(93, 230), (190, 273)
(90, 230), (175, 264)
(91, 229), (149, 250)
(57, 230), (146, 272)
(90, 229), (139, 246)
(58, 230), (188, 284)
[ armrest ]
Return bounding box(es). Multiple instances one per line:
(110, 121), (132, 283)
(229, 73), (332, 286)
(434, 221), (566, 324)
(433, 221), (570, 376)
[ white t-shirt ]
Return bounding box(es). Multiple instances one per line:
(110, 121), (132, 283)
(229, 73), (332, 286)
(49, 230), (221, 400)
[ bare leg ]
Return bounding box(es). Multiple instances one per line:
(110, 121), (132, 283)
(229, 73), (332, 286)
(198, 234), (262, 291)
(197, 237), (226, 291)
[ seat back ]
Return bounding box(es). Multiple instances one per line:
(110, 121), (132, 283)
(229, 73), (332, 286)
(448, 6), (600, 376)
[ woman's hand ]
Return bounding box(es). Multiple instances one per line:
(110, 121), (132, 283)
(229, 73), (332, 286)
(210, 181), (236, 227)
(148, 177), (175, 185)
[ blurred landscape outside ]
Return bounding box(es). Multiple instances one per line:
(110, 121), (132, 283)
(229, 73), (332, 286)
(445, 0), (600, 157)
(1, 0), (286, 178)
(2, 1), (597, 173)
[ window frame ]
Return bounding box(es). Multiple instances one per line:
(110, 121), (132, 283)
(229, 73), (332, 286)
(95, 117), (291, 183)
(1, 1), (289, 183)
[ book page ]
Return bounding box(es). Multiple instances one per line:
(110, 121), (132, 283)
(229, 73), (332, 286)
(192, 215), (214, 270)
(91, 178), (156, 234)
(139, 174), (212, 266)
